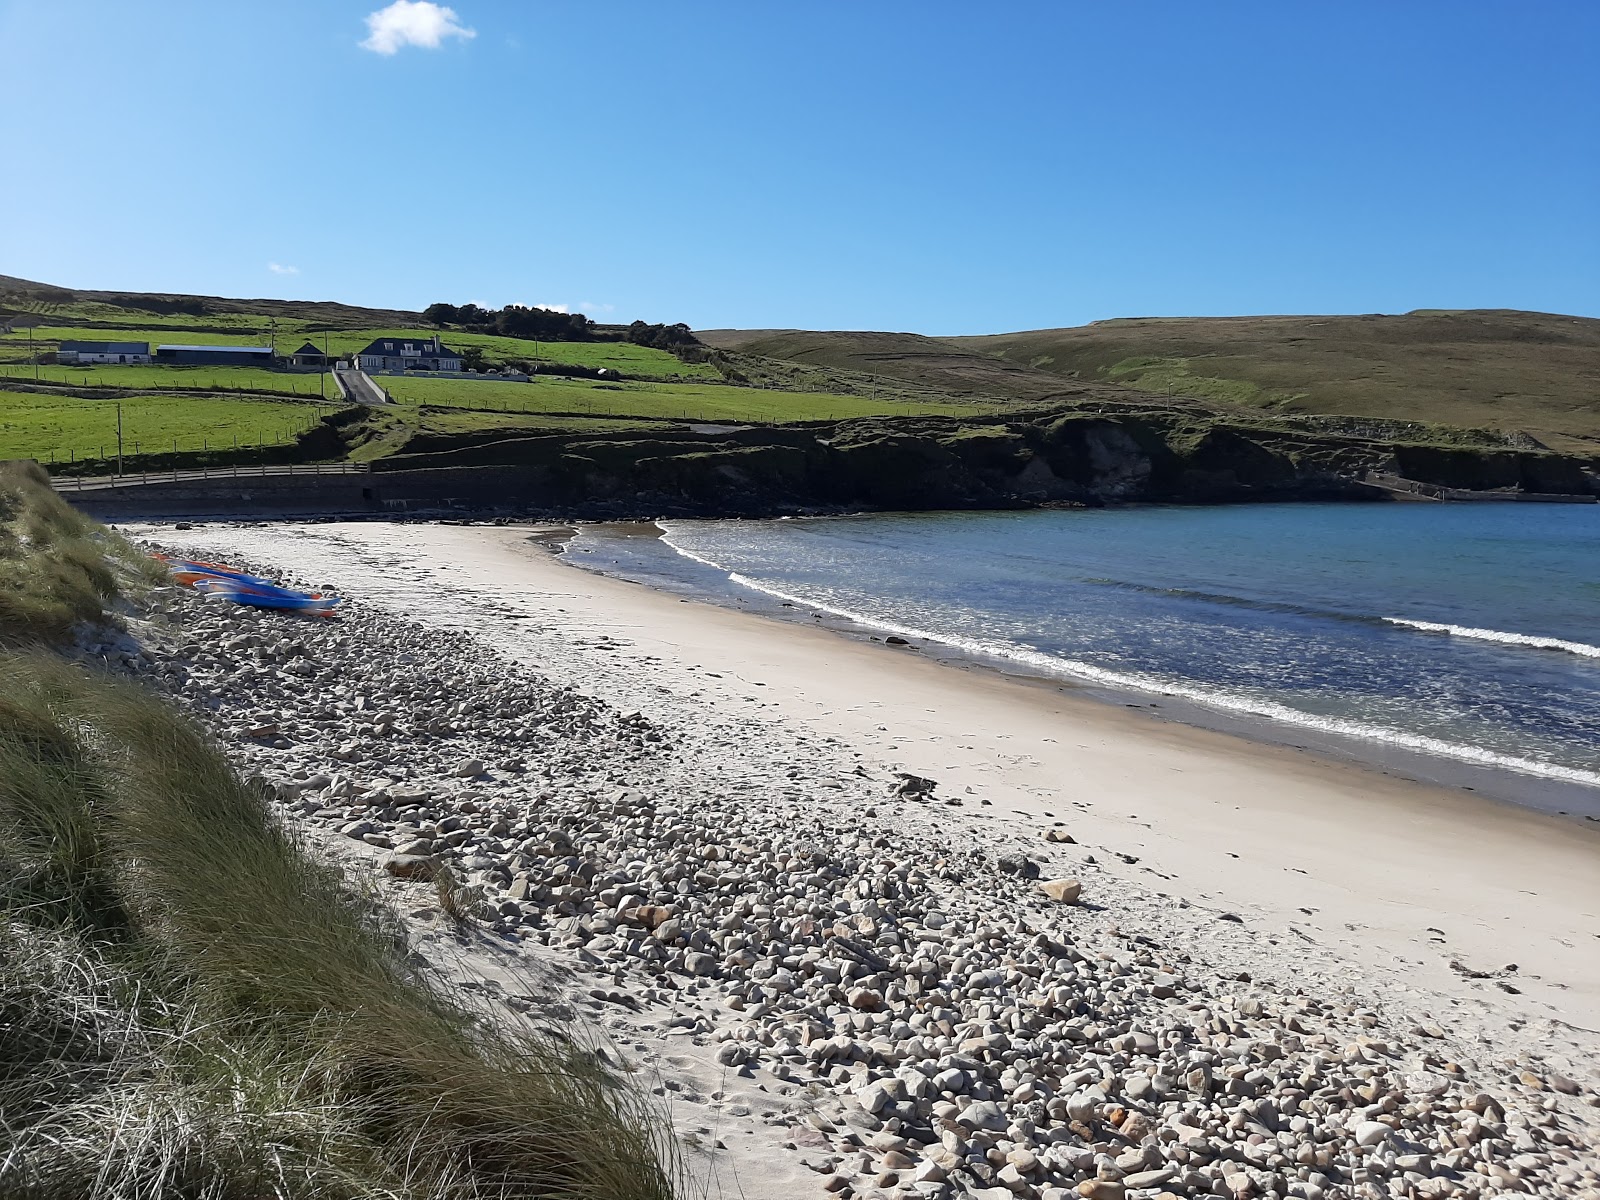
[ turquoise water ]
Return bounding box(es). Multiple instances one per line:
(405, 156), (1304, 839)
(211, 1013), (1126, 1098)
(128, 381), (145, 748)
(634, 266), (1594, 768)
(572, 504), (1600, 793)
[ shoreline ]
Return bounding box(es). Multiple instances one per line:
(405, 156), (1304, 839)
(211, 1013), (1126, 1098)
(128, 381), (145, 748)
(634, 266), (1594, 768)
(125, 516), (1600, 1197)
(133, 518), (1600, 1033)
(562, 518), (1600, 821)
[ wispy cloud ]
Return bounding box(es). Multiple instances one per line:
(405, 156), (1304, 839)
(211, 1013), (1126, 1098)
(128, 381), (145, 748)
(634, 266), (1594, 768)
(579, 300), (617, 314)
(268, 262), (299, 276)
(360, 1), (475, 55)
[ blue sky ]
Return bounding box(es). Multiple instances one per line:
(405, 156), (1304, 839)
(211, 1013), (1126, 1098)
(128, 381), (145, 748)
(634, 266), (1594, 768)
(1, 1), (1595, 333)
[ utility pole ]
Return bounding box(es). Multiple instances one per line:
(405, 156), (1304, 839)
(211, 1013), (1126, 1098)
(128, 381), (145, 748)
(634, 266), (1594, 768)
(321, 331), (328, 400)
(116, 402), (124, 477)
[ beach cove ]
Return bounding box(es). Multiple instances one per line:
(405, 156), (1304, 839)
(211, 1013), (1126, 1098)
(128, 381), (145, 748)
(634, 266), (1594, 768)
(122, 517), (1600, 1198)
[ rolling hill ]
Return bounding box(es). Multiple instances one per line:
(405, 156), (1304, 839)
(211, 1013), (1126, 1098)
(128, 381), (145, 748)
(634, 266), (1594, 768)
(702, 310), (1600, 454)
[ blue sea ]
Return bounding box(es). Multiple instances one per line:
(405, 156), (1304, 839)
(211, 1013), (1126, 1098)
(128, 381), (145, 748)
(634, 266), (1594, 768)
(567, 504), (1600, 807)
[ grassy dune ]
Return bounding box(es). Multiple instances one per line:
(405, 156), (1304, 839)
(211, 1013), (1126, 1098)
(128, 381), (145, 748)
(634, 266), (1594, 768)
(0, 461), (154, 641)
(0, 466), (678, 1199)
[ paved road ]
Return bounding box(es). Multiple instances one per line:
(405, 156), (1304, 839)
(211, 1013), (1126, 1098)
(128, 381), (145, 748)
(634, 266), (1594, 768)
(334, 366), (391, 406)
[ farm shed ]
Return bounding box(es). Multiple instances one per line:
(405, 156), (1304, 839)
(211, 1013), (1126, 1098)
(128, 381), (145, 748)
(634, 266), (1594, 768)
(354, 335), (463, 372)
(287, 341), (332, 367)
(58, 340), (151, 364)
(155, 344), (276, 366)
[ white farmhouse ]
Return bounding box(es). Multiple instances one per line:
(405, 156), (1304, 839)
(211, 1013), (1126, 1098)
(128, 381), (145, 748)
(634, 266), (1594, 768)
(58, 340), (151, 364)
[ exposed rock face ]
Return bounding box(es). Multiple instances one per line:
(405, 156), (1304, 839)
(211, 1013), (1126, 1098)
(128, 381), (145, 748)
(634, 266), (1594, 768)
(367, 401), (1596, 518)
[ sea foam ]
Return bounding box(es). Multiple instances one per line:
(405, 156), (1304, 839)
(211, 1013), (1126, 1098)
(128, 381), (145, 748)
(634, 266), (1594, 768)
(660, 532), (1600, 789)
(1382, 618), (1600, 660)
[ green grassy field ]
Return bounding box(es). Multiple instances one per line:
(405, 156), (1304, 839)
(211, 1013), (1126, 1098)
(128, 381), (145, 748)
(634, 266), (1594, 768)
(0, 323), (717, 381)
(340, 328), (719, 377)
(0, 362), (336, 396)
(0, 326), (291, 356)
(413, 407), (667, 434)
(0, 392), (326, 463)
(379, 372), (978, 423)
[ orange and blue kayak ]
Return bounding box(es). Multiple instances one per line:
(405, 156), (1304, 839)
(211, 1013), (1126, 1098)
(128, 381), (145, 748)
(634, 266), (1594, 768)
(193, 577), (341, 615)
(158, 553), (339, 616)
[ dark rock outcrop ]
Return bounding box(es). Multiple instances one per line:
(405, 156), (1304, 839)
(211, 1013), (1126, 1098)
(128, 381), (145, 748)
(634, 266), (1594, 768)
(358, 403), (1595, 518)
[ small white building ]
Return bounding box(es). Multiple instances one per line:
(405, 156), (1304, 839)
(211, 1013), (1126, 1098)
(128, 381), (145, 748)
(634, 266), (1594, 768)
(59, 340), (151, 364)
(354, 335), (463, 373)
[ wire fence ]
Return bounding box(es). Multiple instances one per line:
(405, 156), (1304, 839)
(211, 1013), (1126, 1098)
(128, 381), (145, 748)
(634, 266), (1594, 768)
(58, 461), (369, 490)
(36, 412), (332, 474)
(0, 363), (339, 399)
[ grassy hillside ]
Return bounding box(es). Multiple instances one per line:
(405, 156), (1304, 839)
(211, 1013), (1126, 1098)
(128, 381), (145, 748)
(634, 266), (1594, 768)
(953, 310), (1600, 453)
(0, 392), (325, 465)
(704, 311), (1600, 454)
(0, 276), (708, 382)
(379, 371), (976, 424)
(697, 329), (1083, 403)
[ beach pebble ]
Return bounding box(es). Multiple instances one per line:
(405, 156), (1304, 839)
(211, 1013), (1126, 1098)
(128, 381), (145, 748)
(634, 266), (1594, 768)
(126, 537), (1600, 1200)
(1038, 877), (1082, 904)
(382, 854), (436, 882)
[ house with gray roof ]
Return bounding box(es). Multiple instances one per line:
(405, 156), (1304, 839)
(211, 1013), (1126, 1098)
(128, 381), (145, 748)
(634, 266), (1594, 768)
(287, 341), (333, 368)
(354, 335), (462, 373)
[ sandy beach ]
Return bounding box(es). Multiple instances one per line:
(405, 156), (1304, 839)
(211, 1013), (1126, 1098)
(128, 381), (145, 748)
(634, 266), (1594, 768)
(120, 517), (1600, 1199)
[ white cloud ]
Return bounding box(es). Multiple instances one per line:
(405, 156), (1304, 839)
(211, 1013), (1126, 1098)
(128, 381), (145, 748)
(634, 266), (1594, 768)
(360, 1), (475, 55)
(533, 303), (569, 314)
(268, 262), (299, 276)
(579, 300), (616, 314)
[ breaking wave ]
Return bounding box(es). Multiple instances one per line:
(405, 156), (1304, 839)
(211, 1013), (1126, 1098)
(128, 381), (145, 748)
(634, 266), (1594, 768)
(658, 532), (1600, 789)
(1382, 618), (1600, 660)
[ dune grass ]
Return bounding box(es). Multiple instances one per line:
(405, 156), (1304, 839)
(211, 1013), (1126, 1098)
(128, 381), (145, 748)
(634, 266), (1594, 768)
(0, 460), (160, 643)
(0, 473), (679, 1199)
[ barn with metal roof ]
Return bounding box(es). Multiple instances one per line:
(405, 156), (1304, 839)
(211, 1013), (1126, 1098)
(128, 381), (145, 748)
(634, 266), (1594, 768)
(155, 344), (276, 366)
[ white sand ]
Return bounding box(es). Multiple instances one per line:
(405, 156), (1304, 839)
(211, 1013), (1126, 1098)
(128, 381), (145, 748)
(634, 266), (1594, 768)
(138, 517), (1600, 1196)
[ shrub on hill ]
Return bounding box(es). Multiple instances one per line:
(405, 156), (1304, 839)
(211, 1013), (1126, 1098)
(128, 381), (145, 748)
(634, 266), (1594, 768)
(626, 321), (700, 352)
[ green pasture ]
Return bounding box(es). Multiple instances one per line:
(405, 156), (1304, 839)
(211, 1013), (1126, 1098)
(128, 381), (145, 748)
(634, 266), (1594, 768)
(412, 408), (666, 435)
(322, 328), (718, 378)
(0, 362), (335, 397)
(378, 372), (977, 424)
(0, 321), (716, 380)
(0, 392), (326, 464)
(0, 325), (300, 356)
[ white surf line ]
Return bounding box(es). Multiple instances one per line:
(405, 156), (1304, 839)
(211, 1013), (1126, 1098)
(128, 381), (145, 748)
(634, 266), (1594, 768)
(1382, 617), (1600, 660)
(656, 533), (1600, 789)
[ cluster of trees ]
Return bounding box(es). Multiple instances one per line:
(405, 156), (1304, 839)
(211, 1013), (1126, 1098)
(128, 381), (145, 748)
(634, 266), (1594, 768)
(422, 302), (595, 341)
(421, 304), (703, 354)
(624, 320), (699, 351)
